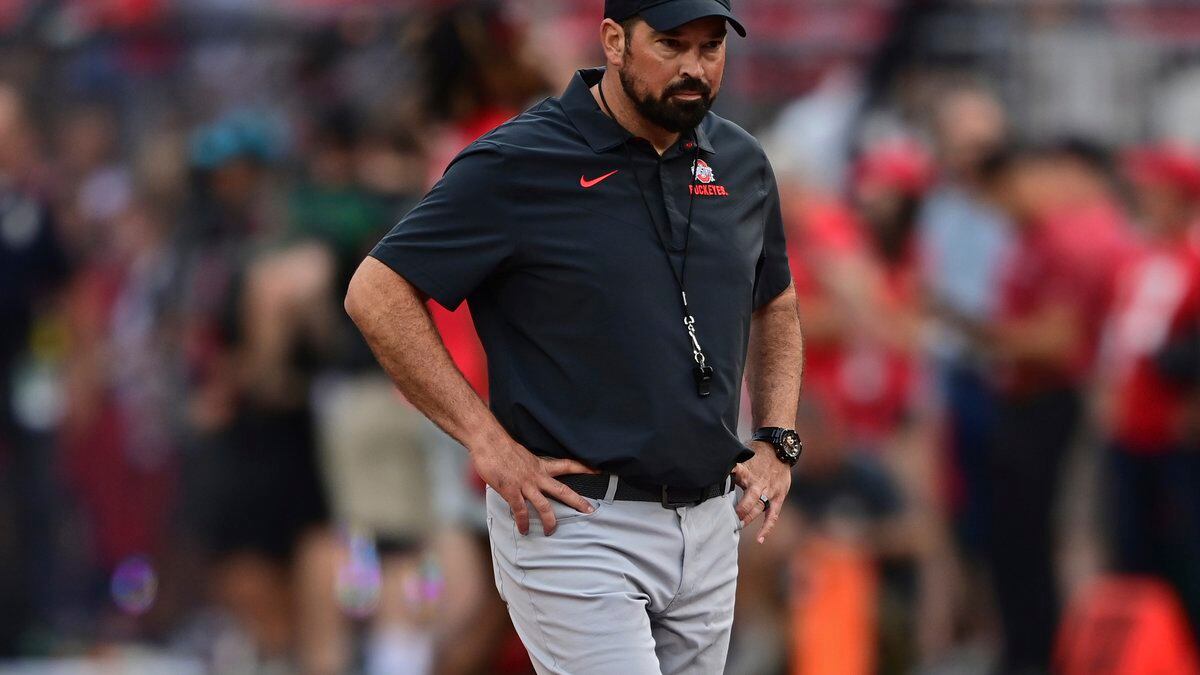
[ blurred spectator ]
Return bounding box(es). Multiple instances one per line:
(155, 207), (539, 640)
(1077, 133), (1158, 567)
(288, 106), (394, 284)
(843, 139), (931, 453)
(297, 104), (441, 675)
(849, 139), (958, 667)
(1098, 143), (1200, 645)
(418, 0), (551, 185)
(781, 152), (929, 461)
(60, 196), (178, 633)
(175, 112), (335, 670)
(0, 82), (69, 656)
(917, 85), (1011, 567)
(979, 146), (1096, 675)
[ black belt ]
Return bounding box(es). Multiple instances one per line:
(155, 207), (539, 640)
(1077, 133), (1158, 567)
(559, 473), (732, 509)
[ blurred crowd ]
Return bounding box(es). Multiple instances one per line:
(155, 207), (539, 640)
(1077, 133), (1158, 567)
(5, 1), (1200, 674)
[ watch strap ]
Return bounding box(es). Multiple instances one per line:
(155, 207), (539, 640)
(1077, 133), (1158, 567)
(752, 427), (786, 444)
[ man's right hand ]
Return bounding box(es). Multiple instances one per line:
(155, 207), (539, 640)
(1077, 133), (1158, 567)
(345, 259), (599, 536)
(470, 440), (599, 536)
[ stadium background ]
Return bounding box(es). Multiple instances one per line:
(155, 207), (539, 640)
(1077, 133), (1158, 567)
(3, 0), (1200, 673)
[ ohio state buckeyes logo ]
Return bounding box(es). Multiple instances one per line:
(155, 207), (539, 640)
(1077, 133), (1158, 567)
(689, 159), (729, 197)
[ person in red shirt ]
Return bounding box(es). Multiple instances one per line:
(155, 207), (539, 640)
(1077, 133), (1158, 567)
(787, 142), (931, 457)
(1041, 139), (1138, 370)
(1099, 144), (1200, 644)
(977, 145), (1100, 674)
(845, 141), (930, 450)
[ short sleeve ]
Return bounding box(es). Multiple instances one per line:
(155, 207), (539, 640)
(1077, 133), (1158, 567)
(752, 160), (793, 309)
(369, 141), (514, 310)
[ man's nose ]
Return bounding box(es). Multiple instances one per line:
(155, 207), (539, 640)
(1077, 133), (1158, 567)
(678, 49), (704, 81)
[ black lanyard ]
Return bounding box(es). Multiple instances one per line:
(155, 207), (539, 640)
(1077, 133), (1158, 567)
(597, 82), (715, 397)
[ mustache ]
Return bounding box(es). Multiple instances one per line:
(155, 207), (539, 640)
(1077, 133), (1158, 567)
(663, 77), (712, 100)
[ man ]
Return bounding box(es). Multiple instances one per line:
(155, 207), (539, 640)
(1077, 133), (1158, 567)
(978, 146), (1096, 675)
(345, 0), (804, 672)
(916, 86), (1010, 564)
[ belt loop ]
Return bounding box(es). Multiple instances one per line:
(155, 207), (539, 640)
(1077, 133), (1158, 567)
(603, 475), (619, 503)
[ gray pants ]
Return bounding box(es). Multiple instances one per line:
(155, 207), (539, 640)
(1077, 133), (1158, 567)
(485, 481), (742, 674)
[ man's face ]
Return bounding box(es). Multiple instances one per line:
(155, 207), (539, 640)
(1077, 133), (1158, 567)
(935, 91), (1005, 181)
(617, 16), (727, 133)
(988, 157), (1057, 227)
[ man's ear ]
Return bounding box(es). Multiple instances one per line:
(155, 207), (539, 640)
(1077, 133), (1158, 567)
(600, 18), (629, 67)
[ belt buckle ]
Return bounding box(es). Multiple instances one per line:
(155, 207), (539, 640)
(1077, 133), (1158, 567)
(661, 486), (701, 509)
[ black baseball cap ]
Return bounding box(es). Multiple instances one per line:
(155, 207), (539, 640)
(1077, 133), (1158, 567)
(605, 0), (746, 38)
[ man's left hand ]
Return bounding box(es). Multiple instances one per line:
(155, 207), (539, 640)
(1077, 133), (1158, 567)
(730, 440), (793, 544)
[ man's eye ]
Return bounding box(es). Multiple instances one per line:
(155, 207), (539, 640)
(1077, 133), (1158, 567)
(660, 39), (680, 49)
(703, 41), (723, 50)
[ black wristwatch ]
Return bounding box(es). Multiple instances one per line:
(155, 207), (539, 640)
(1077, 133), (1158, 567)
(751, 427), (802, 467)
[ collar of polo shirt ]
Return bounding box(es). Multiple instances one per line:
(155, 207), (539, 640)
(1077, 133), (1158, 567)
(561, 67), (717, 156)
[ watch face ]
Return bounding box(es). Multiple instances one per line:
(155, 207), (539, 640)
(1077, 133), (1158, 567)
(780, 432), (800, 458)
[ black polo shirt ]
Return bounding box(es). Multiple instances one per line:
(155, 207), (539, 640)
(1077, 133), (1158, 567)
(370, 67), (791, 489)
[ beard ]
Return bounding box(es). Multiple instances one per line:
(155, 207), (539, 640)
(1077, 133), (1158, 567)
(618, 64), (714, 134)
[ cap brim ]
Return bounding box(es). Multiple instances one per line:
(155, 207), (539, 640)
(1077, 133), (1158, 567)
(640, 0), (746, 38)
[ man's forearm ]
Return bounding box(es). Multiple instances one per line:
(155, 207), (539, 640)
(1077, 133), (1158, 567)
(345, 256), (508, 452)
(746, 283), (803, 429)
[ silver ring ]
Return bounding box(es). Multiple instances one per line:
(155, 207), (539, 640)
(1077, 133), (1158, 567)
(758, 493), (770, 511)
